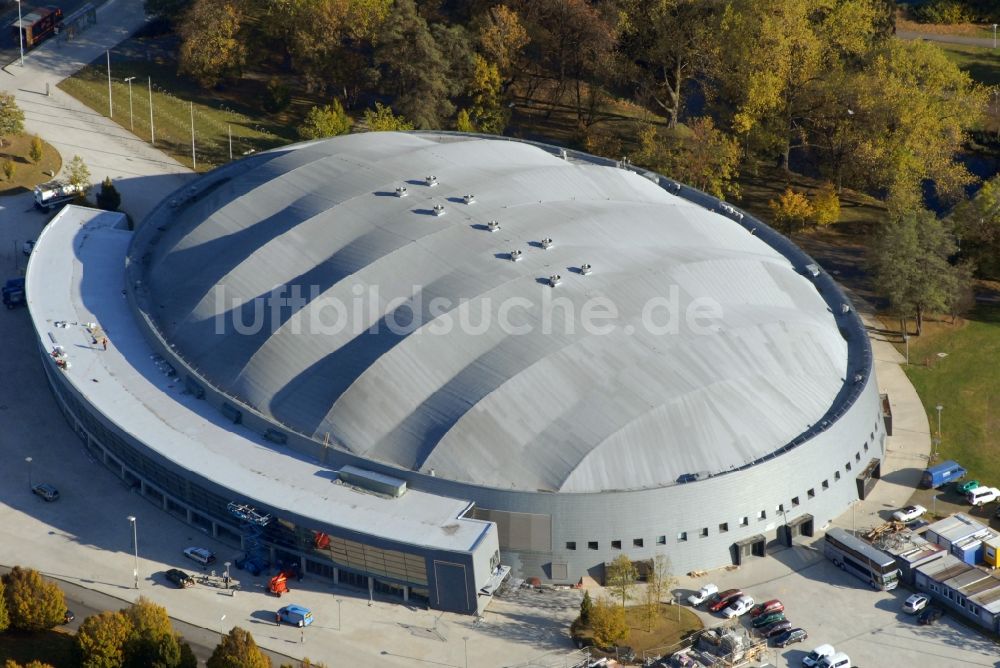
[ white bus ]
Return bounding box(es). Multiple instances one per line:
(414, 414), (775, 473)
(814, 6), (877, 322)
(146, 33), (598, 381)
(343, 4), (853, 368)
(824, 528), (899, 590)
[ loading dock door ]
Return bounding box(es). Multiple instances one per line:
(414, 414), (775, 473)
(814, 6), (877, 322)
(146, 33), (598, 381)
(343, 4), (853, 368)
(731, 534), (766, 565)
(778, 514), (815, 546)
(856, 458), (882, 500)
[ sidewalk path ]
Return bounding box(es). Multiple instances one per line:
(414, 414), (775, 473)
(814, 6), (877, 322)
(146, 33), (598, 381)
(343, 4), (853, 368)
(1, 0), (193, 223)
(897, 29), (998, 49)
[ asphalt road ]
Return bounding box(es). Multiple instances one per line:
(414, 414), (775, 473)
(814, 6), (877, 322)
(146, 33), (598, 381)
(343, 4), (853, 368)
(0, 0), (110, 68)
(0, 564), (298, 666)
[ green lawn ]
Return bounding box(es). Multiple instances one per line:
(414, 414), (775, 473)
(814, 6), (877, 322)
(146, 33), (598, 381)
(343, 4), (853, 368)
(58, 59), (297, 172)
(902, 306), (1000, 481)
(937, 42), (1000, 86)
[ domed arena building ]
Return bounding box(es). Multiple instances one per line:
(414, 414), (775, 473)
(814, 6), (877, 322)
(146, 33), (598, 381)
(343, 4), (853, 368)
(27, 132), (885, 614)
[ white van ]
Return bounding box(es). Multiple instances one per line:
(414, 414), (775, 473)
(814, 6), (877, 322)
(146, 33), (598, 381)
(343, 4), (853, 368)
(967, 487), (1000, 506)
(818, 652), (851, 668)
(802, 644), (836, 667)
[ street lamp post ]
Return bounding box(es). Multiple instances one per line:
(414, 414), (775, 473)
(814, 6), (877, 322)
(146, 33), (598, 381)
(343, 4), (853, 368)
(223, 561), (231, 590)
(15, 1), (24, 67)
(936, 404), (944, 446)
(463, 636), (469, 668)
(903, 333), (909, 365)
(337, 599), (342, 631)
(993, 24), (998, 49)
(124, 77), (135, 131)
(127, 516), (138, 589)
(25, 456), (32, 490)
(106, 50), (113, 118)
(147, 77), (155, 144)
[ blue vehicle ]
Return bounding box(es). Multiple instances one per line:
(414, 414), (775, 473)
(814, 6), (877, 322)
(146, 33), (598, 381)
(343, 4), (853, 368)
(3, 277), (25, 310)
(276, 604), (313, 627)
(920, 461), (967, 489)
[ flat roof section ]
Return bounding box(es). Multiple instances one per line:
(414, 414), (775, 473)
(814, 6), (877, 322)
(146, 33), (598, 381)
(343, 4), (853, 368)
(25, 206), (491, 555)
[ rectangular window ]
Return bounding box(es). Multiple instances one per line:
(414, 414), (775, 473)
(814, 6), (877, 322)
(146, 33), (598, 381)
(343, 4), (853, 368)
(864, 442), (869, 452)
(822, 479), (830, 489)
(633, 538), (644, 548)
(719, 523), (729, 533)
(656, 535), (666, 545)
(677, 532), (688, 542)
(758, 510), (766, 520)
(776, 504), (784, 514)
(566, 541), (576, 551)
(856, 452), (862, 462)
(835, 471), (841, 481)
(611, 540), (622, 550)
(846, 462), (852, 472)
(588, 541), (598, 550)
(740, 517), (749, 527)
(807, 488), (815, 499)
(792, 496), (800, 507)
(700, 527), (709, 538)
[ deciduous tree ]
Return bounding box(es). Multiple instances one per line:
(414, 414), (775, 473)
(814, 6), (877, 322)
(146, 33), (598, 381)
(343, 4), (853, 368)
(363, 102), (414, 132)
(123, 597), (185, 668)
(29, 135), (43, 164)
(811, 182), (840, 227)
(468, 54), (506, 134)
(67, 156), (92, 193)
(178, 0), (248, 89)
(635, 118), (740, 199)
(2, 567), (66, 632)
(298, 100), (352, 139)
(0, 92), (25, 141)
(949, 174), (1000, 278)
(614, 0), (720, 128)
(477, 4), (529, 94)
(206, 627), (270, 668)
(769, 187), (814, 236)
(0, 577), (9, 632)
(589, 596), (629, 648)
(604, 554), (638, 608)
(76, 611), (133, 668)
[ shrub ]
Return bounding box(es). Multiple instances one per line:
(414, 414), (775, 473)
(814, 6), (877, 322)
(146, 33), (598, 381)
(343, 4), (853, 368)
(2, 159), (14, 181)
(263, 78), (291, 113)
(811, 182), (840, 227)
(29, 135), (43, 164)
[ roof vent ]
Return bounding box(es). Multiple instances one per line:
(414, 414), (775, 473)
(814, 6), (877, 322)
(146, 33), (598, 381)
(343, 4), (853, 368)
(540, 237), (554, 250)
(559, 149), (568, 160)
(580, 263), (592, 275)
(509, 249), (523, 262)
(425, 175), (438, 187)
(487, 219), (501, 232)
(395, 186), (408, 197)
(854, 373), (864, 384)
(433, 204), (446, 216)
(548, 274), (562, 287)
(464, 194), (476, 204)
(840, 303), (851, 314)
(805, 263), (820, 277)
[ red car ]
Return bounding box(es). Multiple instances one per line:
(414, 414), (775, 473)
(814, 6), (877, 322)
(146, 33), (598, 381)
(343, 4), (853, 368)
(750, 599), (784, 618)
(707, 589), (743, 613)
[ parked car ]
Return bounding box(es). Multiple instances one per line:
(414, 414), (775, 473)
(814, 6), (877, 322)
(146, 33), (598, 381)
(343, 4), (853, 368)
(707, 589), (743, 613)
(957, 480), (981, 494)
(892, 504), (927, 523)
(686, 583), (719, 606)
(764, 620), (794, 638)
(802, 644), (836, 668)
(750, 599), (784, 618)
(752, 611), (786, 629)
(721, 595), (754, 619)
(183, 547), (216, 566)
(903, 593), (929, 614)
(818, 652), (852, 668)
(774, 627), (808, 648)
(165, 568), (196, 588)
(63, 610), (75, 624)
(967, 486), (1000, 506)
(276, 604), (314, 627)
(918, 606), (944, 625)
(31, 483), (59, 502)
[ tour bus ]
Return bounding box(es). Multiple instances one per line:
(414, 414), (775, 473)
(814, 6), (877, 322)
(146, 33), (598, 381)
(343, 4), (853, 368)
(824, 527), (899, 590)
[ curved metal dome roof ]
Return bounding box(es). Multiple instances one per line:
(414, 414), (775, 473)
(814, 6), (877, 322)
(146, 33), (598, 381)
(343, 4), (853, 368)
(141, 132), (848, 493)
